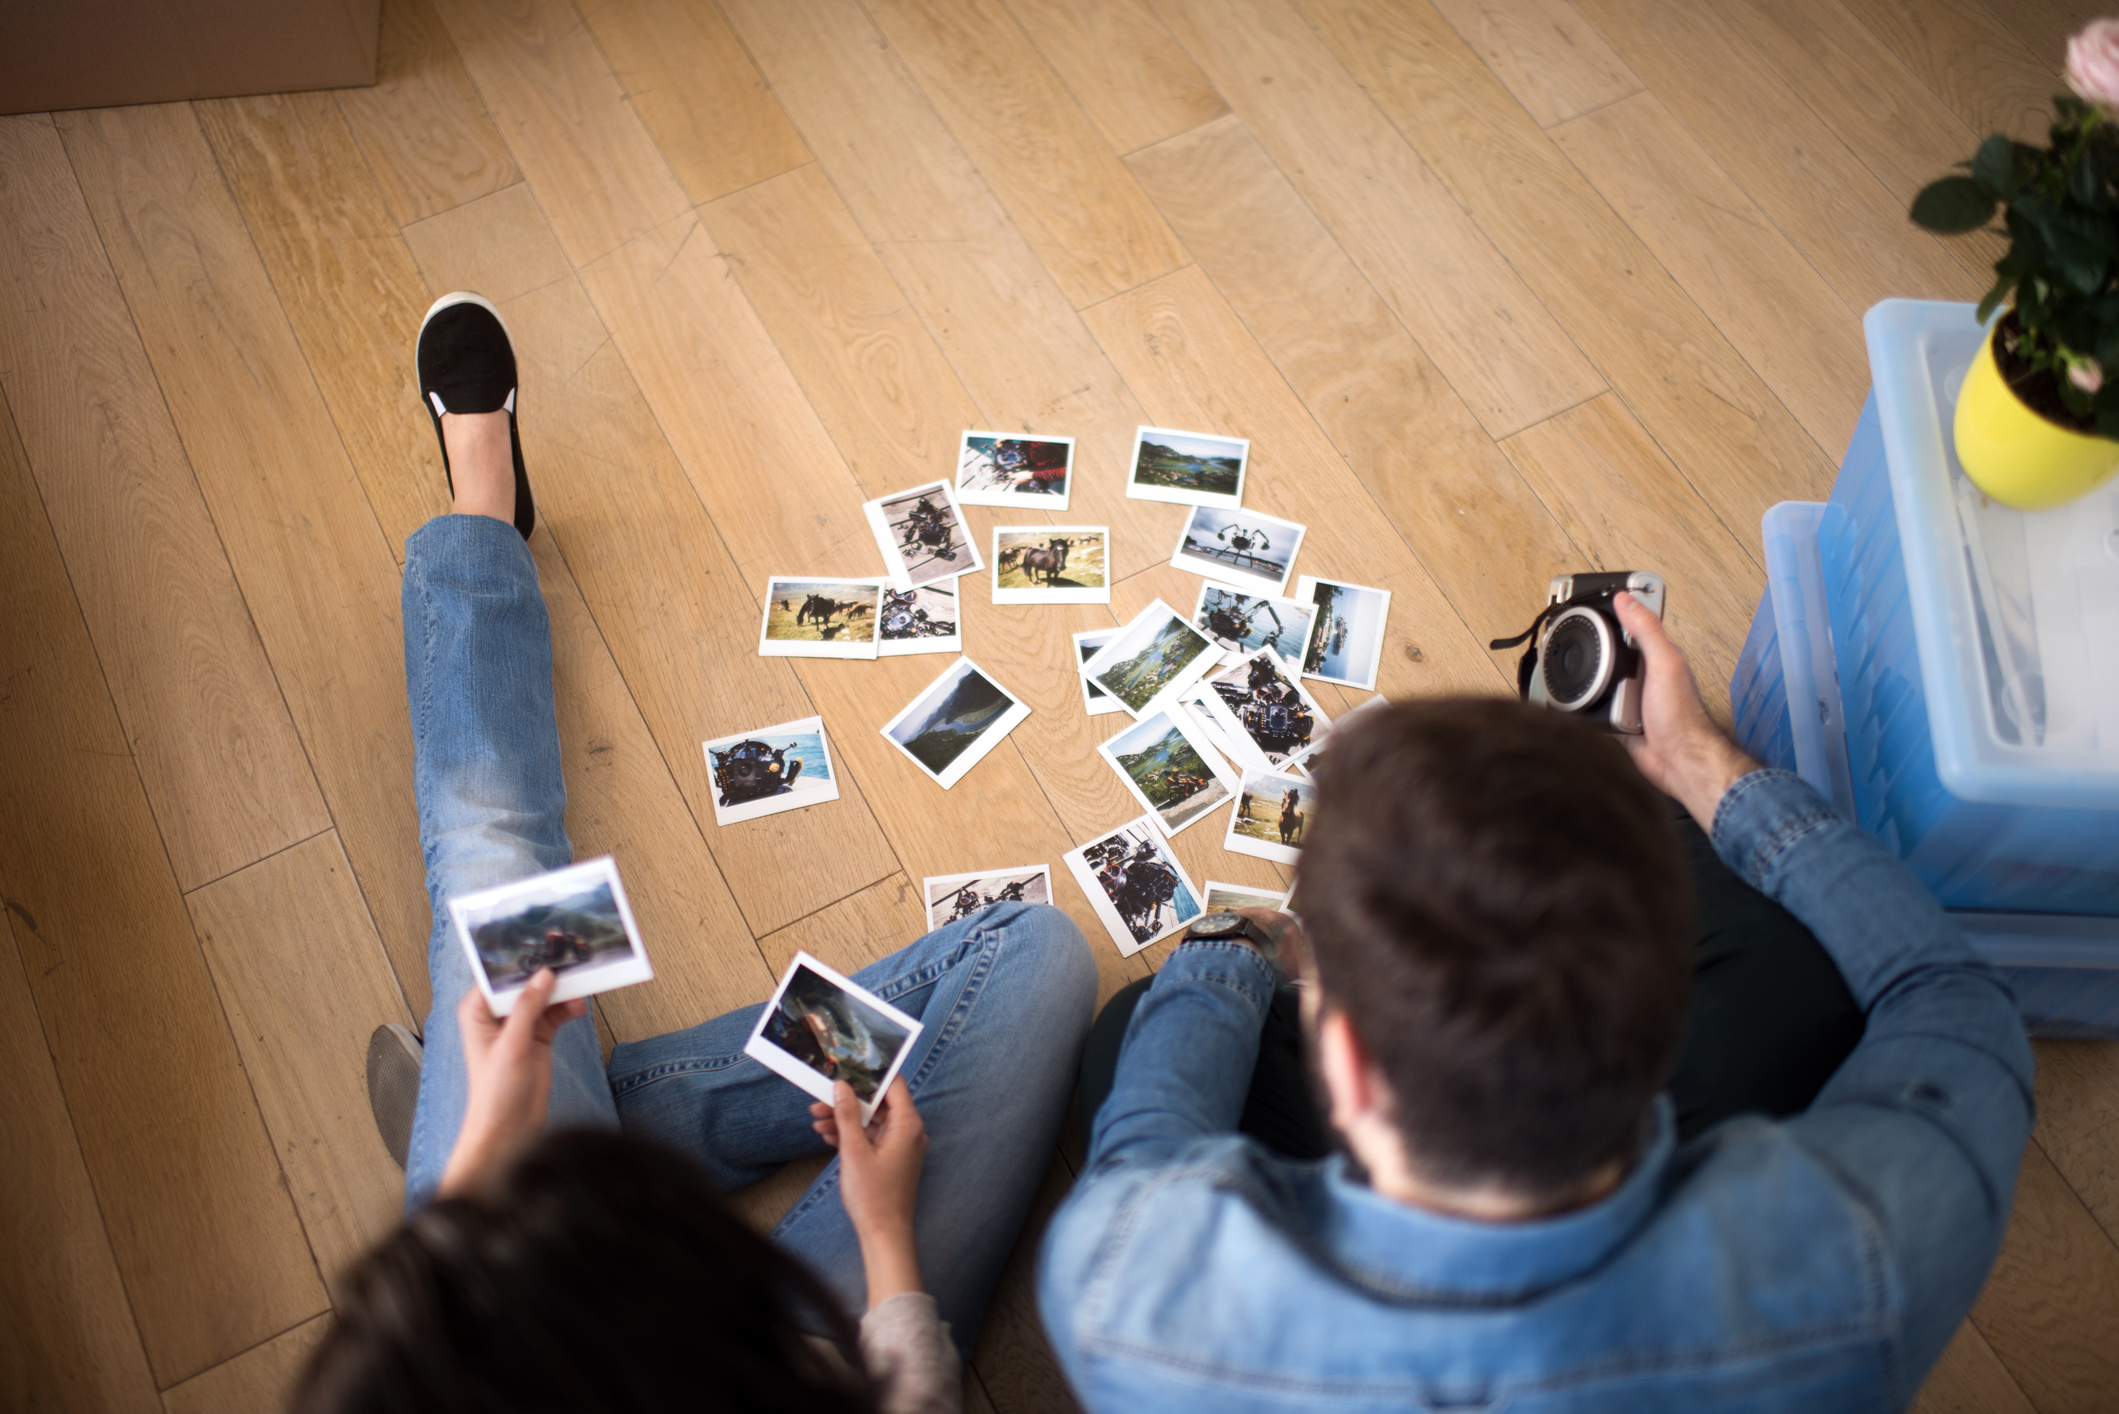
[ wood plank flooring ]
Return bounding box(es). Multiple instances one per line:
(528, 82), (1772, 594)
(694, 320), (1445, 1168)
(3, 0), (2114, 1408)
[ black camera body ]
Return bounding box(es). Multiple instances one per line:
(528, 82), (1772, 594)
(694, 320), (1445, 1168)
(1512, 571), (1666, 734)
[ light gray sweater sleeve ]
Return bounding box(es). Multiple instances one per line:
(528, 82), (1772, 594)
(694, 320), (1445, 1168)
(859, 1292), (962, 1414)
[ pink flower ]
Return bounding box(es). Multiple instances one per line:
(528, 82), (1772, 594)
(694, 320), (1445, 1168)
(2070, 356), (2105, 394)
(2068, 19), (2119, 110)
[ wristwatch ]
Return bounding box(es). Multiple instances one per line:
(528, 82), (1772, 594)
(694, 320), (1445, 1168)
(1185, 910), (1279, 957)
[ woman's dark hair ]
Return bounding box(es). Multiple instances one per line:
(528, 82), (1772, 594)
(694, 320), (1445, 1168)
(1299, 696), (1693, 1200)
(292, 1130), (875, 1414)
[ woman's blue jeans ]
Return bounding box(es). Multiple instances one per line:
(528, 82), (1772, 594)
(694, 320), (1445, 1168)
(398, 515), (1096, 1345)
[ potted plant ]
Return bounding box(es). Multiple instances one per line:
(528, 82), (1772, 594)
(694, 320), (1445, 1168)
(1912, 19), (2119, 510)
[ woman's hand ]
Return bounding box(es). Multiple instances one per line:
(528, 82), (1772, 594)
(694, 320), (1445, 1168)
(811, 1075), (928, 1307)
(439, 969), (587, 1196)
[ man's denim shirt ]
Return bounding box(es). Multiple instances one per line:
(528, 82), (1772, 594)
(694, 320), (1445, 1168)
(1039, 772), (2035, 1413)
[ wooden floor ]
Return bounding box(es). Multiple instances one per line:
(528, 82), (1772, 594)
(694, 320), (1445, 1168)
(3, 0), (2117, 1408)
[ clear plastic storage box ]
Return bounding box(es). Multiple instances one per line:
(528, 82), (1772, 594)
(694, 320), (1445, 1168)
(1817, 301), (2119, 915)
(1733, 496), (2119, 1036)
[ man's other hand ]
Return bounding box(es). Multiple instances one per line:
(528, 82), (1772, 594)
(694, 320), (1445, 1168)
(1612, 591), (1757, 831)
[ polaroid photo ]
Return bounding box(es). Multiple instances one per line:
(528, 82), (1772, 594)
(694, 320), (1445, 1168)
(1203, 880), (1292, 916)
(992, 526), (1110, 604)
(1196, 648), (1333, 771)
(1298, 576), (1392, 691)
(863, 479), (983, 589)
(1224, 768), (1317, 866)
(922, 864), (1053, 930)
(448, 857), (652, 1017)
(1079, 598), (1219, 721)
(1192, 581), (1318, 668)
(1170, 504), (1306, 598)
(758, 577), (882, 659)
(877, 583), (962, 657)
(743, 951), (922, 1123)
(1125, 426), (1249, 509)
(1074, 628), (1126, 716)
(1096, 708), (1241, 838)
(1063, 814), (1205, 957)
(880, 656), (1032, 789)
(703, 715), (842, 825)
(1292, 693), (1388, 781)
(955, 430), (1074, 509)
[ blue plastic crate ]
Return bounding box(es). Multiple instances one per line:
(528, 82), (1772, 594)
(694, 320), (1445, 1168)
(1732, 500), (2119, 1036)
(1814, 303), (2119, 914)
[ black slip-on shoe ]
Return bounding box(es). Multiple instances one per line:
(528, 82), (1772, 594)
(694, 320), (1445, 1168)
(365, 1022), (422, 1171)
(417, 291), (535, 541)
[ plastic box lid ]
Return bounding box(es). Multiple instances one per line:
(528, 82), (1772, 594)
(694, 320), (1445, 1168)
(1863, 300), (2119, 808)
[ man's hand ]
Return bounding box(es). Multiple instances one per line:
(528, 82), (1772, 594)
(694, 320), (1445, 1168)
(439, 969), (587, 1196)
(811, 1076), (928, 1307)
(1612, 591), (1758, 831)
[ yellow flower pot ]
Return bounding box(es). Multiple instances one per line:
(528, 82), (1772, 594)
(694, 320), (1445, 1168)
(1954, 327), (2119, 510)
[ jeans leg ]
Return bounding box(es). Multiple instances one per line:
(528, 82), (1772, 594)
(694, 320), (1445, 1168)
(611, 902), (1096, 1349)
(1080, 977), (1332, 1161)
(400, 516), (616, 1209)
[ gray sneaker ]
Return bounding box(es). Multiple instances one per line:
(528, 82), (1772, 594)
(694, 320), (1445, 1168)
(366, 1022), (423, 1170)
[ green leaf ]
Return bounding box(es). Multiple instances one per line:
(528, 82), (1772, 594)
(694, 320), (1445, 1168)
(1972, 133), (2017, 196)
(1977, 284), (2009, 325)
(1910, 176), (1996, 233)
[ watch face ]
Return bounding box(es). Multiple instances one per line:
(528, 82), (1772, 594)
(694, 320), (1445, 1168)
(1189, 911), (1249, 937)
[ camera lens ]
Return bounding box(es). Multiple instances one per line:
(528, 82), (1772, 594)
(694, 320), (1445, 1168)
(1541, 607), (1614, 710)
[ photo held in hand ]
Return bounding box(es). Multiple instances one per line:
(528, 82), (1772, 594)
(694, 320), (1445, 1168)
(744, 952), (923, 1123)
(447, 857), (653, 1016)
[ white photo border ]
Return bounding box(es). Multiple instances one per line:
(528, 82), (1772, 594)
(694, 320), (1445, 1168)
(758, 576), (882, 659)
(1297, 575), (1392, 690)
(878, 655), (1032, 790)
(991, 525), (1112, 605)
(741, 950), (924, 1123)
(1124, 425), (1249, 509)
(1168, 504), (1306, 598)
(702, 715), (843, 826)
(1062, 815), (1205, 957)
(954, 429), (1075, 510)
(448, 856), (653, 1017)
(862, 479), (984, 590)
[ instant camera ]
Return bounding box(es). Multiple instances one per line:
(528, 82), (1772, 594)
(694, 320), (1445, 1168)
(1490, 571), (1666, 734)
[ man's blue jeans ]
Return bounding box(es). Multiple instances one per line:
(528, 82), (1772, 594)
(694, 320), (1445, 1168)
(399, 515), (1096, 1344)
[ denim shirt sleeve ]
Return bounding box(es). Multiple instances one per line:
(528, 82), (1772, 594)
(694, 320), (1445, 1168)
(1710, 770), (2035, 1381)
(1086, 939), (1279, 1169)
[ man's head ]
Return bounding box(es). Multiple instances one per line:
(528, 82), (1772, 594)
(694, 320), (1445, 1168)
(1299, 696), (1692, 1210)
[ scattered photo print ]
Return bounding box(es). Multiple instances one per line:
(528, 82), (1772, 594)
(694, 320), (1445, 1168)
(1074, 628), (1125, 716)
(1196, 648), (1333, 771)
(1079, 599), (1218, 720)
(1063, 814), (1204, 956)
(1202, 881), (1291, 916)
(863, 480), (983, 589)
(1299, 576), (1392, 690)
(448, 857), (652, 1016)
(1096, 708), (1239, 837)
(1177, 683), (1244, 761)
(877, 583), (962, 657)
(1170, 504), (1305, 597)
(992, 526), (1110, 604)
(1225, 768), (1316, 866)
(955, 430), (1074, 508)
(743, 951), (922, 1123)
(922, 865), (1052, 930)
(880, 656), (1031, 789)
(1125, 426), (1249, 509)
(1192, 582), (1318, 666)
(703, 716), (841, 825)
(758, 577), (882, 659)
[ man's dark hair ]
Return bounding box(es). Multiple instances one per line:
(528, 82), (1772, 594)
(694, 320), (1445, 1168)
(1300, 696), (1692, 1199)
(292, 1130), (874, 1414)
